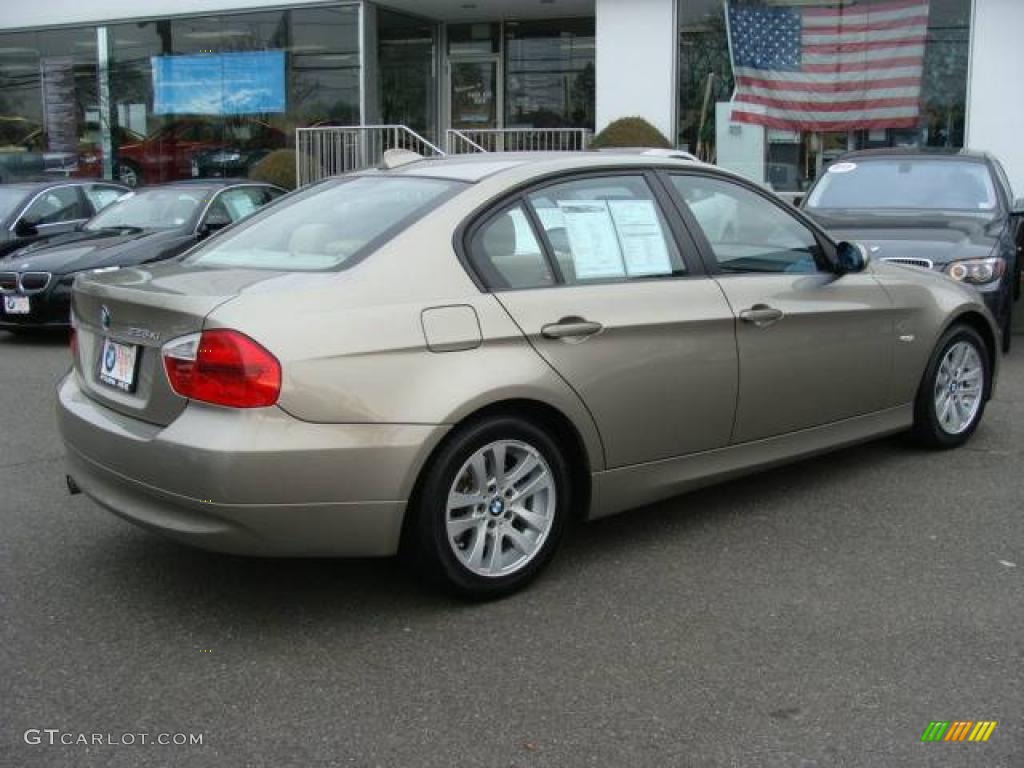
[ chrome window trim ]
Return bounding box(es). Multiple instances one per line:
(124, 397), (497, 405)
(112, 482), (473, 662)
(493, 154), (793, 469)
(192, 183), (280, 235)
(8, 183), (87, 233)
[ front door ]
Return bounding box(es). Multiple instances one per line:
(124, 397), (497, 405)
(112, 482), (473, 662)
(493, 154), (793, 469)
(448, 57), (501, 133)
(666, 172), (895, 444)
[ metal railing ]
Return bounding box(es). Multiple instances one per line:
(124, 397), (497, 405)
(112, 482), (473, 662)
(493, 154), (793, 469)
(445, 128), (592, 154)
(295, 125), (445, 186)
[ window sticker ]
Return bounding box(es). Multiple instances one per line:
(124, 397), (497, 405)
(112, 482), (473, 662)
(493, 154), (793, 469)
(558, 201), (626, 279)
(607, 199), (672, 276)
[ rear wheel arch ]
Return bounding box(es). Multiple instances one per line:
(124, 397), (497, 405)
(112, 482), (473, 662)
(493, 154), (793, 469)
(402, 399), (594, 552)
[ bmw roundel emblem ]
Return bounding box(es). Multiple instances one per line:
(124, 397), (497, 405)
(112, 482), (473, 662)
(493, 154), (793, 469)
(100, 305), (111, 330)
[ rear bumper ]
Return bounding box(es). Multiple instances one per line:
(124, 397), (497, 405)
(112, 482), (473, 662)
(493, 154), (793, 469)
(57, 373), (449, 556)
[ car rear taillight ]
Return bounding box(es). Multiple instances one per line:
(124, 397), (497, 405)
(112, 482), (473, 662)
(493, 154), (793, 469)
(162, 329), (281, 408)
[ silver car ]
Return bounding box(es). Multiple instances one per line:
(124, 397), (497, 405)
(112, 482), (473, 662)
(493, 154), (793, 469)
(58, 152), (1000, 597)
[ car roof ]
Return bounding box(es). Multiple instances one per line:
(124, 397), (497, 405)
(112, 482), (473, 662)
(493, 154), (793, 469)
(838, 147), (991, 163)
(0, 179), (125, 193)
(158, 178), (259, 188)
(362, 150), (705, 183)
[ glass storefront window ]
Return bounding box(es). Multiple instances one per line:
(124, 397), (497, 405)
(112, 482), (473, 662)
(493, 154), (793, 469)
(0, 4), (359, 187)
(504, 19), (595, 130)
(379, 10), (439, 142)
(678, 0), (972, 192)
(101, 6), (359, 186)
(0, 27), (98, 182)
(447, 23), (500, 56)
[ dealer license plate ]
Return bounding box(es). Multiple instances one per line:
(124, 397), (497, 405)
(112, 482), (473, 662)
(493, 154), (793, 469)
(98, 338), (139, 393)
(3, 295), (29, 314)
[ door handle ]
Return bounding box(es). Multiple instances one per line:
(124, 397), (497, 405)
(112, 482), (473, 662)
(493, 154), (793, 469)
(541, 317), (603, 340)
(739, 304), (784, 328)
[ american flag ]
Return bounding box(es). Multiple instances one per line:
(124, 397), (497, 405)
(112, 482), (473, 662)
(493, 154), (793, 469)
(726, 0), (930, 131)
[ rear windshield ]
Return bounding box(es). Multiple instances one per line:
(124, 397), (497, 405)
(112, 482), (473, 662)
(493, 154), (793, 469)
(185, 176), (463, 271)
(806, 159), (998, 212)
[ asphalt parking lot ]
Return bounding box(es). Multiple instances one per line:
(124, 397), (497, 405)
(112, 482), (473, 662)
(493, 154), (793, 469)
(2, 330), (1021, 768)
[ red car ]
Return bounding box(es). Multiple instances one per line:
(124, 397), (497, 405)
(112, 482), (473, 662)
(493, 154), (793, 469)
(77, 119), (287, 187)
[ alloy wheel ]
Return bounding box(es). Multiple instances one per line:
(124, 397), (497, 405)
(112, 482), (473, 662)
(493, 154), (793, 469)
(445, 439), (556, 578)
(933, 340), (984, 435)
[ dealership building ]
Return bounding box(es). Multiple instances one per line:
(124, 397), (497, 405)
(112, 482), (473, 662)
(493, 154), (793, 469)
(1, 0), (1022, 195)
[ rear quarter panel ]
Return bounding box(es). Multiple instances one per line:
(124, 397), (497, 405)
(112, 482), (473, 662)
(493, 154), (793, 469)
(204, 211), (607, 471)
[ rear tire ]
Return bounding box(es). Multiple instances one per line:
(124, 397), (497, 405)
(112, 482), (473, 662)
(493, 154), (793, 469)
(408, 415), (571, 599)
(911, 323), (991, 449)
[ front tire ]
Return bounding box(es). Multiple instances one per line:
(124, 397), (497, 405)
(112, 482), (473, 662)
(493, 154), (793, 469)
(911, 323), (991, 449)
(409, 416), (571, 598)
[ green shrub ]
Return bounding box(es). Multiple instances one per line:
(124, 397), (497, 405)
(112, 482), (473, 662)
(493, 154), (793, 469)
(249, 149), (297, 190)
(589, 117), (672, 150)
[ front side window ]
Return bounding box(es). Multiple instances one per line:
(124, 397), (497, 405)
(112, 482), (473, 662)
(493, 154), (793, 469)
(806, 159), (998, 212)
(186, 176), (462, 271)
(672, 175), (822, 274)
(22, 187), (85, 226)
(526, 176), (686, 284)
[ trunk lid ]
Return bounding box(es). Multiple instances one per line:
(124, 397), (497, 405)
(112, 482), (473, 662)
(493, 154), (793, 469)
(71, 261), (282, 425)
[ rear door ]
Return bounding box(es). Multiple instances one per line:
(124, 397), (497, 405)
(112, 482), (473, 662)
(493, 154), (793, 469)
(466, 171), (738, 469)
(665, 171), (895, 444)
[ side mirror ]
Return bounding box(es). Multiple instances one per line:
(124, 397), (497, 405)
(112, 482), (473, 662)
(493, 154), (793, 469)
(792, 195), (804, 208)
(14, 219), (38, 238)
(835, 241), (867, 274)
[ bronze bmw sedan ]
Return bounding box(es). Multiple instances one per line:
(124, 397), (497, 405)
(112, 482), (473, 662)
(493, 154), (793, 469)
(58, 152), (1000, 597)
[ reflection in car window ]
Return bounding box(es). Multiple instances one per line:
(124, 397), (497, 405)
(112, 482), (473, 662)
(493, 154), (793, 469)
(210, 188), (265, 223)
(22, 187), (85, 226)
(84, 185), (127, 213)
(672, 176), (821, 274)
(527, 176), (685, 284)
(0, 188), (25, 222)
(806, 159), (998, 211)
(85, 188), (208, 231)
(471, 204), (555, 290)
(186, 177), (461, 271)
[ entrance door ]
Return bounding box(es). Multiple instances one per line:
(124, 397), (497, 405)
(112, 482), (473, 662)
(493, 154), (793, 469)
(448, 57), (501, 133)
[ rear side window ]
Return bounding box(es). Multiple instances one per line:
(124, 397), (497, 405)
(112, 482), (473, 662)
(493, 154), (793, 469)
(186, 177), (462, 271)
(470, 204), (555, 290)
(527, 176), (686, 284)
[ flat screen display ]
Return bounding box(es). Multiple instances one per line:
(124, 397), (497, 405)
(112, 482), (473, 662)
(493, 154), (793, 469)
(152, 51), (286, 115)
